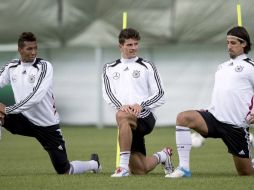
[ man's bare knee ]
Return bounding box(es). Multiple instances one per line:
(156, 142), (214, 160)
(237, 169), (254, 176)
(176, 111), (192, 127)
(116, 111), (137, 129)
(176, 111), (207, 133)
(116, 111), (126, 121)
(116, 111), (128, 125)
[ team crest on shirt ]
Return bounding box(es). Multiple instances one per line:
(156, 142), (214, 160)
(28, 74), (36, 83)
(235, 65), (244, 72)
(113, 72), (120, 80)
(132, 70), (140, 78)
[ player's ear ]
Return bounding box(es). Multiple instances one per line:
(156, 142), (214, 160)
(241, 41), (247, 48)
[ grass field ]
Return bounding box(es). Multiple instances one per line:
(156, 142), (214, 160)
(0, 126), (253, 190)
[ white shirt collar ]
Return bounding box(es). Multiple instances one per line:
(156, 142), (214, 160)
(230, 54), (247, 62)
(21, 58), (36, 66)
(121, 56), (138, 64)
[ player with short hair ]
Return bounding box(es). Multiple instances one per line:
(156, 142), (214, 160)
(166, 26), (254, 178)
(0, 32), (101, 175)
(102, 28), (174, 177)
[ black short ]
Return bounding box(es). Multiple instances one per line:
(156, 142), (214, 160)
(198, 111), (251, 158)
(131, 113), (156, 155)
(3, 113), (70, 174)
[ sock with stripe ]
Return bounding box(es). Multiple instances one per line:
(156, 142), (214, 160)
(176, 126), (192, 171)
(153, 150), (167, 164)
(119, 151), (130, 170)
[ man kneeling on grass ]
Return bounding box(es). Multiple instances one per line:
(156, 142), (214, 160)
(0, 32), (101, 175)
(167, 26), (254, 178)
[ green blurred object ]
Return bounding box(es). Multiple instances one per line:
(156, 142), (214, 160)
(0, 85), (15, 106)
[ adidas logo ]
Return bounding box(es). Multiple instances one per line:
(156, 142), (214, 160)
(238, 150), (245, 155)
(58, 145), (63, 151)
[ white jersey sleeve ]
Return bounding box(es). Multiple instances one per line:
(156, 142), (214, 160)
(140, 61), (165, 110)
(0, 62), (14, 88)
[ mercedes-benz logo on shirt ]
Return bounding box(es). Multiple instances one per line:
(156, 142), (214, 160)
(235, 65), (244, 72)
(113, 72), (120, 80)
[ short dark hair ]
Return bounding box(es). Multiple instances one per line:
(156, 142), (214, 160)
(18, 32), (37, 48)
(227, 26), (252, 54)
(118, 28), (141, 44)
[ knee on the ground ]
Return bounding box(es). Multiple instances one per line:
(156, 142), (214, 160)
(237, 168), (254, 176)
(131, 166), (149, 175)
(54, 162), (70, 174)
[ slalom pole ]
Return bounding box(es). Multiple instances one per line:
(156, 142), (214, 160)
(116, 11), (128, 168)
(236, 4), (242, 26)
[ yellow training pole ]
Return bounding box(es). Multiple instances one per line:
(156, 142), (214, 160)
(116, 12), (128, 168)
(116, 130), (120, 168)
(122, 12), (128, 29)
(237, 4), (242, 26)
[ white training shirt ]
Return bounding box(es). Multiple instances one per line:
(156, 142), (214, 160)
(102, 56), (165, 118)
(208, 54), (254, 128)
(0, 58), (60, 126)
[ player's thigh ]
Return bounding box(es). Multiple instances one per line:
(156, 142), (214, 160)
(177, 110), (208, 135)
(233, 155), (254, 175)
(3, 114), (35, 137)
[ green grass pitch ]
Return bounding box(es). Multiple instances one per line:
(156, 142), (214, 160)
(0, 126), (253, 190)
